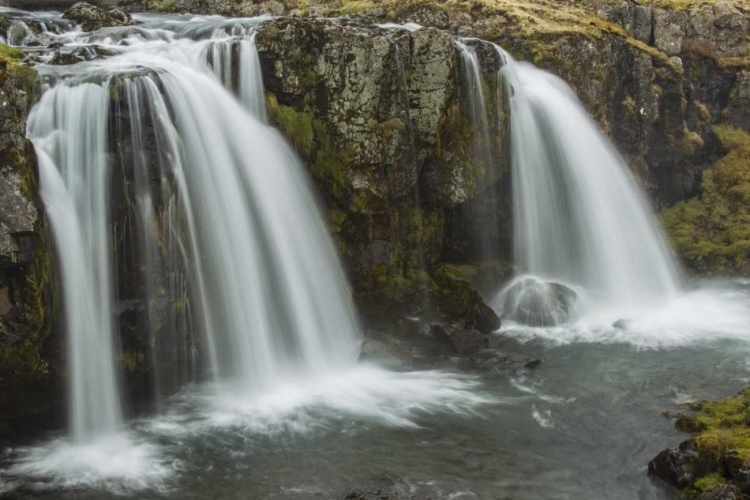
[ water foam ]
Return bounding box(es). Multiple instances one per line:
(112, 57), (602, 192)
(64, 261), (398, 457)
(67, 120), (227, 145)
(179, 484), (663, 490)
(2, 433), (173, 493)
(499, 285), (750, 348)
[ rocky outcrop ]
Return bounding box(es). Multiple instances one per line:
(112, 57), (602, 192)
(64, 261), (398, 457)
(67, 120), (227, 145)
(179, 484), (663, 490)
(649, 389), (750, 499)
(0, 47), (58, 426)
(62, 1), (136, 31)
(255, 17), (512, 313)
(601, 2), (749, 58)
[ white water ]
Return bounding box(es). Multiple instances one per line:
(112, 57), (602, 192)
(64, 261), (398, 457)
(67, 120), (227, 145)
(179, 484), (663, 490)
(2, 12), (498, 491)
(455, 39), (502, 259)
(29, 14), (362, 419)
(29, 85), (123, 443)
(490, 46), (750, 343)
(496, 47), (680, 313)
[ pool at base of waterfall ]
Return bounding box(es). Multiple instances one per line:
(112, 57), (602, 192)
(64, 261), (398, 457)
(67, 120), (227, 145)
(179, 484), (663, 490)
(3, 280), (750, 500)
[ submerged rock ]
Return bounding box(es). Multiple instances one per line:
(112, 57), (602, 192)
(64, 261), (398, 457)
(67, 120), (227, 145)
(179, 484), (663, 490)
(500, 277), (577, 327)
(359, 330), (413, 367)
(612, 318), (632, 330)
(63, 2), (136, 31)
(472, 348), (541, 371)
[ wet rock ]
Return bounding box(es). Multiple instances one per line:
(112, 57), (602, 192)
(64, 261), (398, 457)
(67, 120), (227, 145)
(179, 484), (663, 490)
(500, 277), (577, 327)
(698, 484), (741, 500)
(430, 323), (487, 355)
(359, 330), (413, 367)
(464, 301), (500, 334)
(473, 349), (541, 371)
(49, 50), (84, 65)
(393, 316), (421, 336)
(63, 1), (136, 31)
(648, 439), (707, 489)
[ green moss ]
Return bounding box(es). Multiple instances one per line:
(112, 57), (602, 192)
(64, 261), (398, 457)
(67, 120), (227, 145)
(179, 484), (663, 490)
(121, 351), (144, 371)
(693, 473), (726, 493)
(677, 389), (750, 473)
(266, 94), (315, 158)
(154, 0), (177, 12)
(330, 209), (348, 232)
(660, 125), (750, 274)
(311, 119), (353, 200)
(0, 44), (37, 91)
(0, 44), (23, 62)
(437, 263), (479, 282)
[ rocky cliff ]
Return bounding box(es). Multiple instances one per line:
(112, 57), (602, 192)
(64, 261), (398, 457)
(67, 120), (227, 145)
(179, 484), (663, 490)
(0, 45), (58, 426)
(1, 0), (750, 424)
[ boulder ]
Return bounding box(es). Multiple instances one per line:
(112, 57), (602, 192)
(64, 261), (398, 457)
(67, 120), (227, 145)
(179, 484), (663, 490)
(500, 277), (577, 327)
(648, 440), (714, 489)
(464, 302), (500, 334)
(430, 323), (487, 355)
(62, 1), (135, 31)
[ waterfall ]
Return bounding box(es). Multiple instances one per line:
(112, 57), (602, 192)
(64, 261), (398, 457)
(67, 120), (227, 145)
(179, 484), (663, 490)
(455, 39), (503, 261)
(496, 47), (680, 310)
(29, 84), (123, 442)
(26, 17), (361, 442)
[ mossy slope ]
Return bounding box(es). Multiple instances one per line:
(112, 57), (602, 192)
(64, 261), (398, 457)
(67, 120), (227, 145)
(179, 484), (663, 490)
(660, 125), (750, 274)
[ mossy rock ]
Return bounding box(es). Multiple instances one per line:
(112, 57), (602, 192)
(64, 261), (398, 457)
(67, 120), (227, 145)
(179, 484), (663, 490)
(660, 125), (750, 275)
(652, 389), (750, 498)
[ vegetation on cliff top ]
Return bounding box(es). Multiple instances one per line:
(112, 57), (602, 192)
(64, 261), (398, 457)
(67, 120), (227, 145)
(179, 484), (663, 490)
(660, 125), (750, 275)
(0, 44), (36, 85)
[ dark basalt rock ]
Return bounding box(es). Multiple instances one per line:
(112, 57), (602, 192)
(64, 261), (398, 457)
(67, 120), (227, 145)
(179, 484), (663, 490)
(430, 323), (487, 355)
(63, 1), (136, 31)
(698, 485), (742, 500)
(464, 301), (501, 334)
(500, 277), (577, 327)
(472, 348), (541, 371)
(648, 439), (708, 489)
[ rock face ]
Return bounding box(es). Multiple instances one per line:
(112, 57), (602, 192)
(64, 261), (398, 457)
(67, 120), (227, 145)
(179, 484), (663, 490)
(3, 0), (750, 423)
(601, 2), (749, 58)
(255, 18), (512, 312)
(0, 51), (59, 426)
(62, 1), (136, 31)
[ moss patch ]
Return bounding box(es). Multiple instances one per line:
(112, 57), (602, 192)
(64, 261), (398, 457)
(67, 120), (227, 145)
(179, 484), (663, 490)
(660, 125), (750, 275)
(266, 94), (315, 157)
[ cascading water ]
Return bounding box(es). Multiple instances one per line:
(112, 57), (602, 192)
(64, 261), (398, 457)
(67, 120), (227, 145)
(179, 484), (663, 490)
(30, 84), (123, 442)
(23, 14), (361, 448)
(455, 39), (506, 262)
(495, 47), (680, 315)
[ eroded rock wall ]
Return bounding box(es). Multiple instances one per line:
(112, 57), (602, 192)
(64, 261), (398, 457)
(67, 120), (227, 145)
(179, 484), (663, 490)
(256, 18), (512, 314)
(0, 53), (59, 426)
